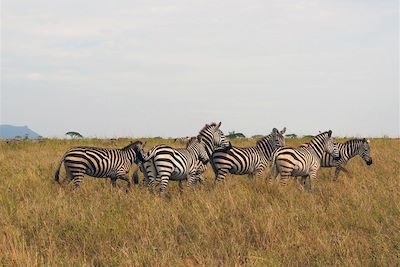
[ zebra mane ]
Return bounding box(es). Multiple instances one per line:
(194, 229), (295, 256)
(198, 122), (219, 136)
(343, 138), (366, 145)
(308, 130), (332, 146)
(122, 141), (143, 150)
(256, 134), (273, 146)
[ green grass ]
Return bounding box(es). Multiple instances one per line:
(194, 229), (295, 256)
(0, 138), (399, 266)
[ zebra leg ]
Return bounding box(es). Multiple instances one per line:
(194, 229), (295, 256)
(254, 167), (265, 179)
(197, 175), (206, 185)
(111, 177), (117, 187)
(158, 171), (172, 194)
(118, 174), (131, 192)
(269, 164), (279, 184)
(215, 168), (229, 183)
(333, 167), (341, 181)
(268, 173), (276, 184)
(309, 171), (317, 193)
(195, 174), (206, 185)
(178, 180), (184, 194)
(279, 175), (290, 186)
(71, 173), (84, 188)
(187, 175), (199, 190)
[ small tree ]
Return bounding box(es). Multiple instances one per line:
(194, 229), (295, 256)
(65, 131), (83, 139)
(227, 131), (245, 139)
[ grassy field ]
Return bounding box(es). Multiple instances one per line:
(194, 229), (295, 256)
(0, 137), (399, 266)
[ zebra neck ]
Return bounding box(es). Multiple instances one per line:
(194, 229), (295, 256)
(188, 149), (198, 165)
(344, 140), (361, 159)
(200, 135), (214, 156)
(125, 149), (136, 163)
(256, 141), (274, 160)
(308, 140), (324, 159)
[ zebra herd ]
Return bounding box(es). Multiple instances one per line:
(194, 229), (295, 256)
(54, 122), (373, 193)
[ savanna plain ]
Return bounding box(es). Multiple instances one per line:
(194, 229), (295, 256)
(0, 137), (399, 266)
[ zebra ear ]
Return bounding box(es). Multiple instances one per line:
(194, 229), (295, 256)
(272, 128), (278, 134)
(328, 130), (332, 137)
(217, 122), (222, 129)
(197, 135), (202, 142)
(280, 127), (286, 134)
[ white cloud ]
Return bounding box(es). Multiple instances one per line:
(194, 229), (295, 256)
(1, 0), (398, 137)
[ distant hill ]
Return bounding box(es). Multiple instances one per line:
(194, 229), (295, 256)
(0, 125), (41, 139)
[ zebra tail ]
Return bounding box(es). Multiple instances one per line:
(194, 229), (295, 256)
(209, 156), (219, 178)
(132, 168), (140, 185)
(54, 157), (64, 183)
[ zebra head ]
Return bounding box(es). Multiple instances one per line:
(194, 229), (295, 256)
(197, 122), (231, 155)
(123, 141), (145, 164)
(187, 137), (210, 164)
(273, 127), (286, 147)
(323, 130), (340, 161)
(360, 138), (373, 165)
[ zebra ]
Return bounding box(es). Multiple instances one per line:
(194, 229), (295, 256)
(270, 130), (340, 192)
(300, 138), (372, 180)
(141, 122), (231, 193)
(211, 127), (286, 182)
(54, 141), (145, 190)
(142, 137), (209, 193)
(133, 137), (208, 187)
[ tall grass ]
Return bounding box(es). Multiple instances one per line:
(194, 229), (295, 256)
(0, 138), (399, 266)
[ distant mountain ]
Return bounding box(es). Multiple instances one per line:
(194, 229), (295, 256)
(0, 125), (41, 139)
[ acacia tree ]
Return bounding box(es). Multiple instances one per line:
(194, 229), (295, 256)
(65, 131), (83, 139)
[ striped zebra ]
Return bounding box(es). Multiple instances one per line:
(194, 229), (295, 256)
(300, 138), (372, 180)
(270, 130), (340, 192)
(134, 138), (209, 187)
(211, 127), (286, 182)
(142, 137), (209, 190)
(54, 141), (145, 190)
(142, 122), (231, 193)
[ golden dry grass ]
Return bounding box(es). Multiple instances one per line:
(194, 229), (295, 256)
(0, 137), (399, 266)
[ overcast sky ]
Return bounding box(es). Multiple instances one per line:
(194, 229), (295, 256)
(1, 0), (399, 138)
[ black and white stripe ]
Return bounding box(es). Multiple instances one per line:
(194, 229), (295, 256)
(270, 131), (340, 192)
(301, 138), (373, 180)
(143, 137), (209, 191)
(142, 122), (231, 193)
(54, 141), (145, 190)
(211, 127), (286, 182)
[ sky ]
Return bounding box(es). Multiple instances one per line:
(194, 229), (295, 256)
(1, 0), (399, 138)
